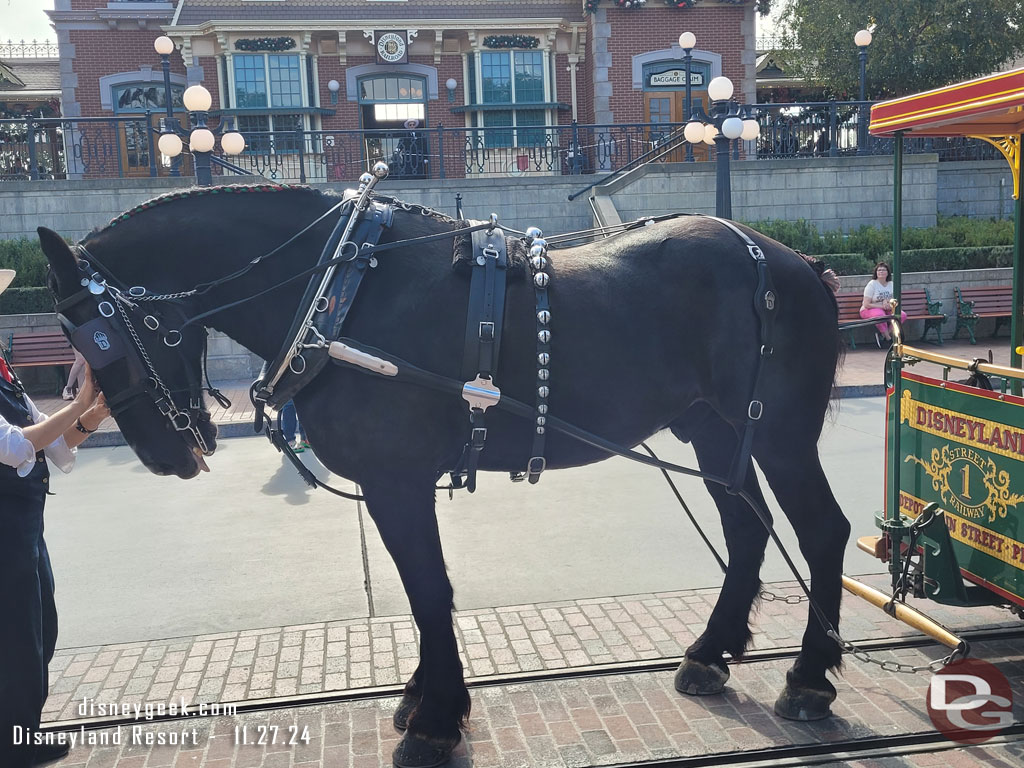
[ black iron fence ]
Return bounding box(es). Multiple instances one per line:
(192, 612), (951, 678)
(0, 103), (1003, 185)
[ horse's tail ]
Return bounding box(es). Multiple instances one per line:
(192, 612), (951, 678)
(796, 252), (846, 405)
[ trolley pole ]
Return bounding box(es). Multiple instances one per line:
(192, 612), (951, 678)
(887, 133), (904, 586)
(1011, 135), (1023, 396)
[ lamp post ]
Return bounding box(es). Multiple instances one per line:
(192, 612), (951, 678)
(157, 83), (246, 186)
(855, 28), (872, 155)
(683, 76), (760, 219)
(153, 35), (181, 176)
(678, 31), (696, 162)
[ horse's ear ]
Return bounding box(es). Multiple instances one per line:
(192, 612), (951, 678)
(36, 227), (80, 295)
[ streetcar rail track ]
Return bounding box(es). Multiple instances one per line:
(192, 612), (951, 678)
(40, 624), (1024, 733)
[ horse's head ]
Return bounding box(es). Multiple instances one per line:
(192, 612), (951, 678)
(38, 226), (217, 478)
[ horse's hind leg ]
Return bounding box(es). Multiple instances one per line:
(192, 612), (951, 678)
(670, 405), (772, 695)
(755, 442), (850, 721)
(360, 471), (470, 768)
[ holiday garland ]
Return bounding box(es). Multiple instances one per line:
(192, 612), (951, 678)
(615, 0), (646, 8)
(482, 35), (540, 49)
(664, 0), (697, 7)
(234, 37), (296, 52)
(585, 0), (770, 12)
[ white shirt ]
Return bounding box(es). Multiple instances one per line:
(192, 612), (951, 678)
(863, 279), (893, 305)
(0, 393), (76, 477)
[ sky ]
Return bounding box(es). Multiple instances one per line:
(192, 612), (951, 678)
(1, 0), (784, 45)
(2, 0), (54, 42)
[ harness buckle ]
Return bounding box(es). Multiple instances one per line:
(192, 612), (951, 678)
(764, 290), (776, 311)
(748, 245), (764, 261)
(479, 321), (495, 342)
(471, 426), (487, 449)
(482, 245), (499, 260)
(527, 456), (547, 477)
(748, 400), (764, 421)
(154, 397), (173, 416)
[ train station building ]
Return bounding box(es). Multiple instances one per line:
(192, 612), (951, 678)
(46, 0), (756, 176)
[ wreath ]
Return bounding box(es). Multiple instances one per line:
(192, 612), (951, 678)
(482, 35), (540, 50)
(234, 37), (296, 52)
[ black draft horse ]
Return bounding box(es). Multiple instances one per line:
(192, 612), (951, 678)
(38, 184), (849, 767)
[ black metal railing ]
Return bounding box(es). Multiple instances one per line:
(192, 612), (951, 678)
(0, 104), (1004, 184)
(0, 116), (161, 180)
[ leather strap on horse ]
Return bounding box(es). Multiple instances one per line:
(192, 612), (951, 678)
(521, 231), (552, 484)
(705, 217), (778, 496)
(451, 224), (509, 493)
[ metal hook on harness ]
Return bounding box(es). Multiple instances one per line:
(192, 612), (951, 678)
(289, 354), (307, 374)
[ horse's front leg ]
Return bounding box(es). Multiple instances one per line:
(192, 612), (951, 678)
(360, 471), (470, 768)
(670, 410), (772, 695)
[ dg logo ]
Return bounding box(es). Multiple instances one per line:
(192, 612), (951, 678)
(927, 657), (1013, 743)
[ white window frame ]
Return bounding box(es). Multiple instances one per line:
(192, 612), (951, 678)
(467, 48), (552, 141)
(225, 51), (314, 134)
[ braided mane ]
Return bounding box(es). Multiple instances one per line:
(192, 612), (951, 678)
(101, 183), (316, 232)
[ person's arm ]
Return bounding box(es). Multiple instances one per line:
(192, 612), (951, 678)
(861, 281), (876, 311)
(62, 395), (109, 450)
(22, 381), (95, 452)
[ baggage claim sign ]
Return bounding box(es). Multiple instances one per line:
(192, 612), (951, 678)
(888, 373), (1024, 603)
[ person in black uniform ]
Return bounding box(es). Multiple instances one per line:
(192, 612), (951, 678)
(0, 269), (110, 766)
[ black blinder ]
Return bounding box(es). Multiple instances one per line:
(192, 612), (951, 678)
(70, 317), (129, 370)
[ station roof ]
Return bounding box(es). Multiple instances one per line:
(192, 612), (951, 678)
(869, 66), (1024, 138)
(172, 0), (582, 26)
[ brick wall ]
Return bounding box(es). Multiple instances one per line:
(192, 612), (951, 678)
(69, 29), (187, 119)
(602, 5), (748, 124)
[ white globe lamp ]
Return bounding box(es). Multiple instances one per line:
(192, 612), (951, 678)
(683, 120), (706, 144)
(182, 84), (212, 113)
(157, 132), (183, 157)
(221, 132), (246, 156)
(854, 29), (873, 48)
(702, 124), (718, 145)
(740, 118), (760, 141)
(189, 128), (215, 153)
(707, 76), (734, 102)
(721, 116), (743, 140)
(154, 36), (174, 56)
(678, 32), (696, 50)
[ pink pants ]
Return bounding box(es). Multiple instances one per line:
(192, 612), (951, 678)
(860, 307), (907, 335)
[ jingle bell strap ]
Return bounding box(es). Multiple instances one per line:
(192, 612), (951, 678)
(526, 226), (551, 484)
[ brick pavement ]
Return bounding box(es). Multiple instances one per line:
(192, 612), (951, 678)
(43, 573), (1018, 728)
(38, 637), (1024, 767)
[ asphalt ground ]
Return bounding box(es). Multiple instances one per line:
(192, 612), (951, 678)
(44, 396), (888, 649)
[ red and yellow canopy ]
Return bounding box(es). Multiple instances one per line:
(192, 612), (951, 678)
(870, 67), (1024, 197)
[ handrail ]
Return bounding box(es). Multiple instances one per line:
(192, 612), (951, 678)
(567, 125), (688, 201)
(898, 344), (1024, 382)
(210, 155), (257, 177)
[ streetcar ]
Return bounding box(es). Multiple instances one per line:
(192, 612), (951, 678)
(852, 67), (1024, 629)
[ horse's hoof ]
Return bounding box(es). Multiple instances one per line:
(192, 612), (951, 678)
(392, 733), (460, 768)
(674, 658), (730, 696)
(773, 683), (836, 721)
(393, 693), (418, 732)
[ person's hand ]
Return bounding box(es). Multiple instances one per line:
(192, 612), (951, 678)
(74, 363), (99, 407)
(80, 393), (109, 433)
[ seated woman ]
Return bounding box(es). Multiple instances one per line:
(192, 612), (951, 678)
(859, 261), (907, 347)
